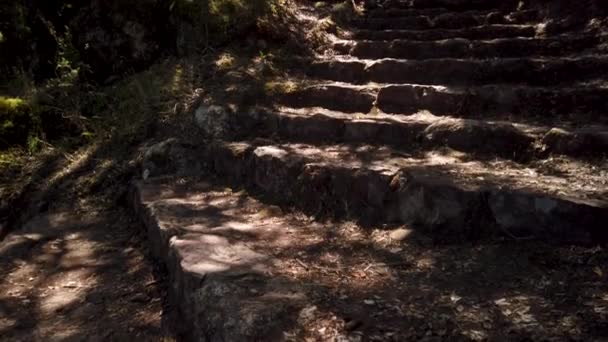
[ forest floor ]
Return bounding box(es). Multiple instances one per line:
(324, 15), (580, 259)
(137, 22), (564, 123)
(0, 150), (174, 341)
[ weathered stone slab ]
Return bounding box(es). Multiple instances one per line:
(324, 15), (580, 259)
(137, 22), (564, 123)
(205, 141), (608, 243)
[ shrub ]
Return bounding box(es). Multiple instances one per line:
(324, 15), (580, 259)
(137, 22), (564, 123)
(0, 97), (39, 149)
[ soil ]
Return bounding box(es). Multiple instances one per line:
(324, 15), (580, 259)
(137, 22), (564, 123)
(0, 146), (175, 341)
(0, 207), (173, 341)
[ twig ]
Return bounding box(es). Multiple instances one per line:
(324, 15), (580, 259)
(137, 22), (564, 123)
(295, 258), (309, 270)
(364, 262), (409, 272)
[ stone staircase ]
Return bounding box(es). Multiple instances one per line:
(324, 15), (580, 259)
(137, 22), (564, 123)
(132, 1), (608, 340)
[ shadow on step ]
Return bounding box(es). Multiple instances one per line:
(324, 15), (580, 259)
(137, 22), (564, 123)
(132, 176), (608, 340)
(183, 140), (608, 246)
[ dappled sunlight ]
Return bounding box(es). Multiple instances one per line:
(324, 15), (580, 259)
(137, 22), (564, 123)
(2, 0), (608, 339)
(215, 53), (236, 71)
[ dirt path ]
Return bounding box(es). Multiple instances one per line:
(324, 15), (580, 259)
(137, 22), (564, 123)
(0, 205), (172, 341)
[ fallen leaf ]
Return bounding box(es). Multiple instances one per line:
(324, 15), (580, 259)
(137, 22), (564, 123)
(494, 298), (509, 306)
(594, 267), (603, 278)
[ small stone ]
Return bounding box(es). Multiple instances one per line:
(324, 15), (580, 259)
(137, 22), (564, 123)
(130, 293), (149, 303)
(450, 294), (462, 303)
(389, 228), (412, 241)
(364, 299), (375, 305)
(344, 319), (363, 331)
(494, 298), (509, 306)
(299, 305), (317, 322)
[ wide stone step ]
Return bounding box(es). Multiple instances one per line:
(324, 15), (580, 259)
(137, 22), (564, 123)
(365, 7), (451, 18)
(243, 108), (608, 160)
(355, 8), (539, 30)
(277, 84), (376, 113)
(366, 7), (538, 21)
(308, 56), (608, 86)
(376, 84), (608, 118)
(132, 178), (608, 340)
(277, 83), (608, 119)
(351, 13), (501, 30)
(348, 24), (536, 41)
(376, 0), (518, 11)
(336, 35), (598, 59)
(203, 141), (607, 243)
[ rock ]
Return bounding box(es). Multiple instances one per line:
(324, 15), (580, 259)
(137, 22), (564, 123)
(488, 191), (606, 243)
(194, 104), (233, 138)
(142, 138), (202, 178)
(422, 118), (532, 157)
(388, 170), (488, 238)
(130, 293), (149, 303)
(542, 127), (608, 157)
(344, 319), (363, 331)
(389, 227), (413, 241)
(485, 12), (505, 24)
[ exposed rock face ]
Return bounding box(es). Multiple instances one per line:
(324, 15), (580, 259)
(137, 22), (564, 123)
(542, 127), (608, 157)
(141, 138), (202, 178)
(422, 118), (533, 156)
(194, 104), (233, 139)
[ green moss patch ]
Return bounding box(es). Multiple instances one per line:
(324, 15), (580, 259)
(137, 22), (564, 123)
(0, 97), (39, 149)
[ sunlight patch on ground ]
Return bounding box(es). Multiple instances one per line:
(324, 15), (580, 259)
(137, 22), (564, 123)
(215, 53), (236, 71)
(48, 143), (99, 185)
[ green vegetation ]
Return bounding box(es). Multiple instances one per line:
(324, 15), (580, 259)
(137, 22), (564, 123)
(330, 1), (362, 24)
(0, 97), (38, 149)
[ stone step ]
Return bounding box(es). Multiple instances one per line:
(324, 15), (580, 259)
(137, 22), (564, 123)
(277, 84), (376, 113)
(130, 180), (318, 340)
(365, 7), (451, 18)
(375, 0), (518, 11)
(241, 107), (608, 160)
(133, 178), (608, 341)
(203, 140), (607, 243)
(366, 7), (538, 21)
(348, 24), (536, 41)
(376, 84), (608, 118)
(355, 9), (538, 30)
(351, 13), (504, 30)
(308, 56), (608, 86)
(277, 83), (608, 119)
(335, 35), (598, 59)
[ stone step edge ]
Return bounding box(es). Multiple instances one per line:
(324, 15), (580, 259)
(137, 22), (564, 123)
(364, 8), (538, 19)
(202, 140), (607, 244)
(344, 24), (538, 41)
(351, 9), (537, 29)
(331, 34), (599, 58)
(129, 180), (302, 341)
(241, 109), (608, 160)
(306, 55), (608, 85)
(278, 82), (608, 119)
